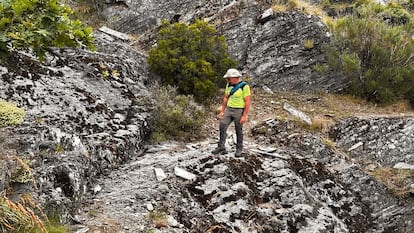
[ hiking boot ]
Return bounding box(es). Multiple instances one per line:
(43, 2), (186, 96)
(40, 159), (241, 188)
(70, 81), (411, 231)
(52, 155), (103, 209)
(212, 147), (226, 155)
(235, 149), (243, 157)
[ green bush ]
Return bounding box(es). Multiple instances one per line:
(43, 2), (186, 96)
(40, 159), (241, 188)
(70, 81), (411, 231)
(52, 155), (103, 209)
(150, 85), (206, 142)
(400, 0), (414, 12)
(147, 19), (236, 104)
(380, 2), (412, 25)
(0, 0), (95, 61)
(324, 1), (414, 106)
(0, 99), (24, 127)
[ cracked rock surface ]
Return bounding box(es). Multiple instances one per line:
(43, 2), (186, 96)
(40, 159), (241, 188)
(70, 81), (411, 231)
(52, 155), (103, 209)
(72, 119), (414, 232)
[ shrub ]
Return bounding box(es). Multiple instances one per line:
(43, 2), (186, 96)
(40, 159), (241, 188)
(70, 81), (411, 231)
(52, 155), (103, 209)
(0, 0), (95, 61)
(324, 1), (414, 106)
(0, 99), (25, 127)
(149, 85), (206, 142)
(380, 2), (412, 25)
(147, 19), (236, 104)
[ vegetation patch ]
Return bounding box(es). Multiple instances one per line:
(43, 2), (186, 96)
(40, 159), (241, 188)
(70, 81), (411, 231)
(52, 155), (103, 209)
(324, 1), (414, 107)
(149, 85), (206, 143)
(0, 0), (95, 61)
(369, 167), (414, 198)
(272, 0), (414, 107)
(0, 194), (49, 233)
(11, 155), (36, 187)
(0, 99), (25, 128)
(147, 210), (168, 228)
(147, 19), (236, 104)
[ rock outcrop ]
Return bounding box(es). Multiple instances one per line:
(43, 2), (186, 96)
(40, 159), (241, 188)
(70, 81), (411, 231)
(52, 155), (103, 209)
(0, 31), (153, 217)
(74, 116), (414, 232)
(331, 117), (414, 167)
(102, 0), (348, 93)
(0, 1), (413, 232)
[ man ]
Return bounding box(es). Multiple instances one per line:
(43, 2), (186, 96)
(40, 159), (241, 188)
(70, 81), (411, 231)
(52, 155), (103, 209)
(212, 68), (251, 157)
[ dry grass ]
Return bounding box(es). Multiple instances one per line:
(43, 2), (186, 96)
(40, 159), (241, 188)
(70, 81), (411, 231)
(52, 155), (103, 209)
(205, 225), (226, 232)
(148, 211), (169, 228)
(272, 0), (329, 19)
(272, 4), (288, 12)
(0, 154), (69, 232)
(303, 38), (314, 50)
(310, 115), (336, 133)
(0, 194), (48, 233)
(369, 167), (414, 198)
(251, 90), (413, 122)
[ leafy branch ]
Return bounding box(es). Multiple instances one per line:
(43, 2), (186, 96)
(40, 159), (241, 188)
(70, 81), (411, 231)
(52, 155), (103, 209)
(0, 0), (95, 61)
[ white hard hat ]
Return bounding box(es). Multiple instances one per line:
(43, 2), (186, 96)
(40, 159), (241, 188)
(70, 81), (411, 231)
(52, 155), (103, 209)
(223, 68), (242, 78)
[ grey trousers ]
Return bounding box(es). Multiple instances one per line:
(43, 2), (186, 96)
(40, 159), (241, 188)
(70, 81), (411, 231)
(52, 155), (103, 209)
(218, 107), (244, 150)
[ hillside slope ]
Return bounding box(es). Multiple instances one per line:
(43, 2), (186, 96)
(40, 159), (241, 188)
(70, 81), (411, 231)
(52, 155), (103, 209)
(71, 90), (414, 233)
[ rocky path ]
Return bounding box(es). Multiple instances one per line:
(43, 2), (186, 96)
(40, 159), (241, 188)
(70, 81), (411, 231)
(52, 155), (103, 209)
(71, 139), (245, 233)
(70, 126), (414, 233)
(71, 139), (285, 233)
(67, 95), (414, 233)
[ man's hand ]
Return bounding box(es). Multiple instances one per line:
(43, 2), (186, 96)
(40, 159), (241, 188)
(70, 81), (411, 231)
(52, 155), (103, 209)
(240, 115), (247, 124)
(240, 95), (251, 125)
(218, 111), (224, 120)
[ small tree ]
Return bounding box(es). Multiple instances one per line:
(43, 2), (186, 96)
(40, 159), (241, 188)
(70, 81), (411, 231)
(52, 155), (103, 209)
(0, 0), (95, 61)
(324, 1), (414, 106)
(147, 19), (236, 104)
